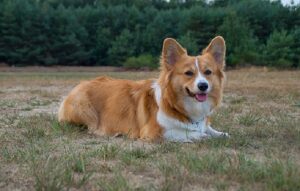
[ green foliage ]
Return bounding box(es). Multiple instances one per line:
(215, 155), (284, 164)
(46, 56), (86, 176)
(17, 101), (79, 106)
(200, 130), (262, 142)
(178, 32), (199, 55)
(263, 30), (294, 67)
(183, 6), (226, 50)
(217, 12), (260, 66)
(0, 0), (299, 68)
(123, 54), (158, 70)
(290, 27), (300, 67)
(108, 29), (135, 66)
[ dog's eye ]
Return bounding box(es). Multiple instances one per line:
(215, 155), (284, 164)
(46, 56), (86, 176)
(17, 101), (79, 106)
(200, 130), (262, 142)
(185, 71), (194, 76)
(204, 70), (212, 75)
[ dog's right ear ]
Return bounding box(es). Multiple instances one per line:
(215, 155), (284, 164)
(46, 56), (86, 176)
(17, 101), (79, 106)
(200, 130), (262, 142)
(161, 38), (186, 70)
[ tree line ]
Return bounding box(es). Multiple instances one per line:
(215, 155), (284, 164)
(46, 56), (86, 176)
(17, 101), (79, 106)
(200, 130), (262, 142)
(0, 0), (299, 68)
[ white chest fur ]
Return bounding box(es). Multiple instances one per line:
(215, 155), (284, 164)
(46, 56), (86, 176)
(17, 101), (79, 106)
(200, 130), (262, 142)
(152, 82), (212, 142)
(157, 109), (209, 142)
(183, 96), (212, 122)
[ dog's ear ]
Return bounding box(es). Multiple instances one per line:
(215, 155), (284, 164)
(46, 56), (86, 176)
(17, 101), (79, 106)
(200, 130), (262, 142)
(203, 36), (226, 68)
(161, 38), (186, 69)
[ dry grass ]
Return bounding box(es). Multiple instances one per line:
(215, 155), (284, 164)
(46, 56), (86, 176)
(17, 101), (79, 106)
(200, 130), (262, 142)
(0, 67), (299, 191)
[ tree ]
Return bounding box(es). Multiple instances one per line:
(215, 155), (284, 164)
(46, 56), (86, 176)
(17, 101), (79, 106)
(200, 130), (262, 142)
(0, 0), (23, 65)
(107, 29), (135, 66)
(0, 0), (299, 67)
(178, 32), (199, 55)
(143, 9), (182, 55)
(46, 4), (89, 65)
(290, 27), (300, 67)
(233, 0), (289, 43)
(95, 27), (112, 65)
(263, 30), (294, 67)
(183, 6), (226, 50)
(217, 12), (259, 66)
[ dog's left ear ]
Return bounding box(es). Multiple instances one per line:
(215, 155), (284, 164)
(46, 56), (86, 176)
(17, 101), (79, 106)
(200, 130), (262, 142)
(203, 36), (226, 68)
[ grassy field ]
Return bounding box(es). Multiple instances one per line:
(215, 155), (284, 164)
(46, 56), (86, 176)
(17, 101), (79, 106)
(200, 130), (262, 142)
(0, 68), (299, 191)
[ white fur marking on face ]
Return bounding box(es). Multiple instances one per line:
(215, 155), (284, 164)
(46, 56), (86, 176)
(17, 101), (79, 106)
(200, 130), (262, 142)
(194, 57), (210, 92)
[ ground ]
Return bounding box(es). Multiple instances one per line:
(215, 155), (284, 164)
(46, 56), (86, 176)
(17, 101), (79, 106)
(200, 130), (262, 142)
(0, 67), (299, 191)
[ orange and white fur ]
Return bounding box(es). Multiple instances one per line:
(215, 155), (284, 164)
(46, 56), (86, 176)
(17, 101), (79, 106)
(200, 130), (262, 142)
(58, 36), (229, 142)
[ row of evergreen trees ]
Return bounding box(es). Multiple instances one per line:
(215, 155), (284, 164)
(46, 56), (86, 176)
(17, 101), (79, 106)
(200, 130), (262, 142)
(0, 0), (299, 68)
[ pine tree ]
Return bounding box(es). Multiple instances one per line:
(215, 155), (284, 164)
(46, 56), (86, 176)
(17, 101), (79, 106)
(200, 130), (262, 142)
(108, 29), (135, 66)
(47, 4), (89, 65)
(217, 12), (259, 66)
(0, 1), (23, 65)
(264, 30), (294, 67)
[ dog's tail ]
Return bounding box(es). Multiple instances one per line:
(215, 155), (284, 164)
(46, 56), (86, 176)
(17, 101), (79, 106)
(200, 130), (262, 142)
(58, 98), (66, 123)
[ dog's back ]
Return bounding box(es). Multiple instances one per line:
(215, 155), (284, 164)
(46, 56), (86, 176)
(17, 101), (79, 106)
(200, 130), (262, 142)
(58, 76), (162, 140)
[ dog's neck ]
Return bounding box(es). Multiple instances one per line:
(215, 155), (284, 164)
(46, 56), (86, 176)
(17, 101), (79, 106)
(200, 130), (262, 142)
(152, 81), (210, 124)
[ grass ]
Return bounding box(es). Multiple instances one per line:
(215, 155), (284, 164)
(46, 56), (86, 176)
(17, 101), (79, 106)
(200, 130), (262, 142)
(0, 68), (299, 190)
(99, 172), (134, 191)
(87, 144), (120, 160)
(237, 112), (261, 127)
(0, 100), (17, 108)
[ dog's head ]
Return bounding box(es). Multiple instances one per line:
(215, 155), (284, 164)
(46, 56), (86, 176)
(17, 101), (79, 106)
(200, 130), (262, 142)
(158, 36), (226, 115)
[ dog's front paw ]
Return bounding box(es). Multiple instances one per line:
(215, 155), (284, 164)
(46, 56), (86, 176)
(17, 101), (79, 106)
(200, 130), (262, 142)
(189, 132), (211, 142)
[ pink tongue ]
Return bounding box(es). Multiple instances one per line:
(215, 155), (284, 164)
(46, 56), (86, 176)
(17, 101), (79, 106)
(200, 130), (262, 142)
(195, 93), (207, 102)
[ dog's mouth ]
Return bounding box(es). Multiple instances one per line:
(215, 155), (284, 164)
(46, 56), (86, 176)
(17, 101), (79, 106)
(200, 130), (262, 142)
(186, 88), (208, 102)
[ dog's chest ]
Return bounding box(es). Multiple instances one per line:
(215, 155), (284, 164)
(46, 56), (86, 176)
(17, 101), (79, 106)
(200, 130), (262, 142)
(156, 109), (207, 142)
(183, 98), (212, 122)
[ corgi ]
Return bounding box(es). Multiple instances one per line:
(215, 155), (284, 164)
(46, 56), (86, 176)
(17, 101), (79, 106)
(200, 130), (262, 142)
(58, 36), (229, 142)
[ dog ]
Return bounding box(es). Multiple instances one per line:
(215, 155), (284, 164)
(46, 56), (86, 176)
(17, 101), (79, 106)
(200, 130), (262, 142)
(58, 36), (229, 142)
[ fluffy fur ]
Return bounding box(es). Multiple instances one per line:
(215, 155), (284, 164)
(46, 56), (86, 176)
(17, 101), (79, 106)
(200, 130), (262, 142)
(58, 36), (229, 142)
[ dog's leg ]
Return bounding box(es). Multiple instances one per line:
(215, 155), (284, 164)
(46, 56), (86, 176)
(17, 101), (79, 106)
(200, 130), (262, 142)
(140, 121), (163, 142)
(164, 128), (211, 142)
(205, 125), (229, 138)
(188, 131), (211, 142)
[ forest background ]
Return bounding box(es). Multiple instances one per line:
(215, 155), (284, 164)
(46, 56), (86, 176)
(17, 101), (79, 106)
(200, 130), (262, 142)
(0, 0), (299, 69)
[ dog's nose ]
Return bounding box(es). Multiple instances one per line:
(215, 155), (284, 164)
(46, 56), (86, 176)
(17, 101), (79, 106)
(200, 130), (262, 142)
(197, 82), (208, 91)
